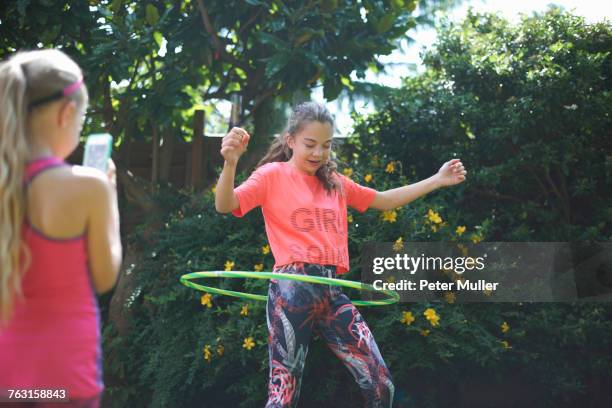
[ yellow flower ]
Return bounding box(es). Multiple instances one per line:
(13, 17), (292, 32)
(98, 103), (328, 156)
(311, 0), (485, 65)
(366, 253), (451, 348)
(501, 322), (509, 333)
(224, 260), (235, 271)
(419, 329), (430, 337)
(347, 214), (354, 223)
(240, 304), (249, 316)
(201, 293), (212, 308)
(500, 340), (511, 349)
(243, 337), (255, 350)
(444, 292), (456, 304)
(456, 225), (466, 236)
(423, 308), (440, 327)
(426, 209), (442, 224)
(254, 263), (264, 272)
(216, 344), (224, 356)
(211, 185), (217, 193)
(393, 237), (404, 251)
(385, 162), (395, 173)
(343, 168), (353, 177)
(203, 345), (212, 362)
(262, 245), (270, 255)
(471, 234), (483, 244)
(382, 210), (397, 223)
(364, 174), (373, 183)
(400, 311), (415, 325)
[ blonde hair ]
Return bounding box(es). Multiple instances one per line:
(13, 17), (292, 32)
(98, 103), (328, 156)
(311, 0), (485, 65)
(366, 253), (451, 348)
(257, 102), (341, 193)
(0, 49), (88, 326)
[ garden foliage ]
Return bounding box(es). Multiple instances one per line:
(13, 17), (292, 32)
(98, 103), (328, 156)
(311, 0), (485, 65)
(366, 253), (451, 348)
(102, 9), (612, 408)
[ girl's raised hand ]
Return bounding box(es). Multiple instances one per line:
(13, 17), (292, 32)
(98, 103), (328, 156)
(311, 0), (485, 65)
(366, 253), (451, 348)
(436, 158), (467, 187)
(220, 127), (250, 165)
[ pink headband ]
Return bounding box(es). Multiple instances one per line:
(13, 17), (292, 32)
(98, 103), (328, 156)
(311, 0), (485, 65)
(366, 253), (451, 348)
(28, 76), (85, 109)
(63, 77), (84, 96)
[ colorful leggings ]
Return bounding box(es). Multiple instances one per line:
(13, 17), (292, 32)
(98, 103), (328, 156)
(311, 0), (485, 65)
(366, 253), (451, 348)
(265, 263), (394, 408)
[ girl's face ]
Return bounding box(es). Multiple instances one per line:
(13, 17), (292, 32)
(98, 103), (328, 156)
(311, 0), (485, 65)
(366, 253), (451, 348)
(287, 121), (333, 175)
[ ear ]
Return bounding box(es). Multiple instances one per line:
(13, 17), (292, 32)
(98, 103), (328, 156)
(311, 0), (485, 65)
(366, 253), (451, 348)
(285, 133), (295, 149)
(57, 100), (77, 128)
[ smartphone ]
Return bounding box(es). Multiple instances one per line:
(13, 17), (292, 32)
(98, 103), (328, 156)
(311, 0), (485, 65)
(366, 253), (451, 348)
(228, 94), (242, 129)
(83, 133), (113, 173)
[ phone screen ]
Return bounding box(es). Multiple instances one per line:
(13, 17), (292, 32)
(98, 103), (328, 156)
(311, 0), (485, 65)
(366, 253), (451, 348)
(83, 133), (113, 172)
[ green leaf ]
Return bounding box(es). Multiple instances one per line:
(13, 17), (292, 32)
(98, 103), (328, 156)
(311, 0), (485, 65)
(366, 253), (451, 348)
(390, 0), (404, 12)
(255, 31), (287, 49)
(293, 32), (313, 47)
(153, 31), (164, 48)
(145, 4), (160, 26)
(265, 52), (291, 78)
(323, 77), (343, 100)
(375, 13), (396, 34)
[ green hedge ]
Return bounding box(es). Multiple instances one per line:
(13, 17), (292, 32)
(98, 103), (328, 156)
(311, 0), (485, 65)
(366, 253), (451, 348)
(101, 9), (612, 408)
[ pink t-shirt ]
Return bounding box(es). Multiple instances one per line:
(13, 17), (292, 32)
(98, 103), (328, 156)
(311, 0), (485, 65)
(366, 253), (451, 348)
(232, 161), (376, 274)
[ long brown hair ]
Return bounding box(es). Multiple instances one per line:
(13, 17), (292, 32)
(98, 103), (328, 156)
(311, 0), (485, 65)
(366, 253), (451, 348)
(257, 101), (341, 193)
(0, 49), (88, 326)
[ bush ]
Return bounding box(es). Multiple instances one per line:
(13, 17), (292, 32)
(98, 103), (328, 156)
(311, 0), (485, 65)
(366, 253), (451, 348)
(102, 9), (612, 408)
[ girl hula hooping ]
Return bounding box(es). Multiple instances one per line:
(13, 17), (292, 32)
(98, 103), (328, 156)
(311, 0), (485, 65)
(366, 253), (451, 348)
(0, 49), (122, 407)
(215, 102), (467, 407)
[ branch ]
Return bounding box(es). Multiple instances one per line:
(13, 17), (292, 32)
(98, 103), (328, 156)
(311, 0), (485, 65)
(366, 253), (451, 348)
(545, 169), (570, 222)
(196, 0), (222, 51)
(252, 85), (282, 112)
(237, 8), (264, 38)
(127, 57), (141, 90)
(102, 75), (114, 132)
(556, 165), (572, 223)
(195, 0), (250, 72)
(204, 66), (236, 100)
(555, 165), (570, 203)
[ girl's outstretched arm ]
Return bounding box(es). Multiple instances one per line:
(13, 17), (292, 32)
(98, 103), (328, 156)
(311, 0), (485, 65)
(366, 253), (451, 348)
(215, 127), (250, 213)
(369, 158), (467, 211)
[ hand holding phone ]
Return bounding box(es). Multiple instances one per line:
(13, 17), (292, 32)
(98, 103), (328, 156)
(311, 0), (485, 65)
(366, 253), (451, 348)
(83, 133), (113, 173)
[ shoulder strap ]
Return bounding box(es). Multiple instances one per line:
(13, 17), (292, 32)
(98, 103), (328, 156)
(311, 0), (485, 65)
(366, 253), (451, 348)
(24, 156), (68, 186)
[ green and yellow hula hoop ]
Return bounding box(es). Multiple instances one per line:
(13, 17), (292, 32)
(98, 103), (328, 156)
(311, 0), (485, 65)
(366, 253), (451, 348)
(180, 271), (399, 307)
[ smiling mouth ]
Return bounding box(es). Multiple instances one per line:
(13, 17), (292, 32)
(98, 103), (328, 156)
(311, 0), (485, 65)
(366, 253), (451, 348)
(307, 160), (321, 166)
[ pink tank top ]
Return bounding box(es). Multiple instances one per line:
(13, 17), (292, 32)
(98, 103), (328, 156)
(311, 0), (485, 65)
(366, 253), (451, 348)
(0, 157), (103, 399)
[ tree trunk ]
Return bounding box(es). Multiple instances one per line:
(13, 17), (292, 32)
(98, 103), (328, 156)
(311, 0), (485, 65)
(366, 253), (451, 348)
(159, 127), (175, 183)
(108, 245), (138, 336)
(238, 96), (278, 172)
(191, 110), (204, 189)
(151, 126), (159, 183)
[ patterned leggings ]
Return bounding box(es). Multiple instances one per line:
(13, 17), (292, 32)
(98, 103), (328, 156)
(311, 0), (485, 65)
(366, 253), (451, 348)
(265, 263), (394, 408)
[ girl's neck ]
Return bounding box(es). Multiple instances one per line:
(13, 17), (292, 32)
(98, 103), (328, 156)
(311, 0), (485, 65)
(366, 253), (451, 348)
(286, 158), (316, 176)
(28, 144), (56, 162)
(27, 116), (64, 161)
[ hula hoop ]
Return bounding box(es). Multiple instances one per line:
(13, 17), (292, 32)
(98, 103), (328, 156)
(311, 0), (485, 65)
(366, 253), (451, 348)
(180, 271), (400, 307)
